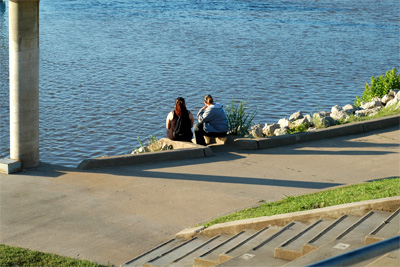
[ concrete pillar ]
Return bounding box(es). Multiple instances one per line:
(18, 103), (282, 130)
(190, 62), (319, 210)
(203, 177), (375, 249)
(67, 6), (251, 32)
(9, 0), (40, 168)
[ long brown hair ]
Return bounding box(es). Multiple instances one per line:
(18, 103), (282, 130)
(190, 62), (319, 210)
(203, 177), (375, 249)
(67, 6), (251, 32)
(174, 97), (187, 117)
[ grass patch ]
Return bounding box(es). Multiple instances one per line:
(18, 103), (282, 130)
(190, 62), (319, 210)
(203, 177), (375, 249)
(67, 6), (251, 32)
(0, 244), (113, 267)
(203, 178), (400, 228)
(337, 104), (400, 125)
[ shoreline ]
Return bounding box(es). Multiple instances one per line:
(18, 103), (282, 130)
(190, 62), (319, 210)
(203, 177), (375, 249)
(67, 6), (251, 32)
(77, 114), (400, 170)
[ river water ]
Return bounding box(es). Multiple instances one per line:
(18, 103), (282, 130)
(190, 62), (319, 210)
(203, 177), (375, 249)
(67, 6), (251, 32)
(0, 0), (399, 167)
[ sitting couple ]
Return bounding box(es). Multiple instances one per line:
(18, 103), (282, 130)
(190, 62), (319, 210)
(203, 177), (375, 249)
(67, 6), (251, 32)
(166, 94), (229, 145)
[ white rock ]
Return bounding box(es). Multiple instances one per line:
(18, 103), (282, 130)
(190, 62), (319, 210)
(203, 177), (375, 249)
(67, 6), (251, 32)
(321, 116), (336, 127)
(294, 117), (311, 128)
(313, 111), (330, 120)
(274, 128), (288, 136)
(263, 123), (280, 136)
(396, 91), (400, 101)
(278, 118), (290, 128)
(361, 100), (382, 110)
(381, 94), (394, 105)
(388, 89), (398, 97)
(331, 105), (342, 113)
(343, 104), (357, 114)
(330, 110), (349, 121)
(249, 124), (263, 138)
(304, 114), (312, 123)
(386, 98), (399, 107)
(355, 110), (366, 117)
(289, 111), (303, 121)
(367, 107), (382, 116)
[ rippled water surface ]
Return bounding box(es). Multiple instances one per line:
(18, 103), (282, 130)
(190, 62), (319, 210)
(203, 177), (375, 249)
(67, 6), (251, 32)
(1, 0), (399, 167)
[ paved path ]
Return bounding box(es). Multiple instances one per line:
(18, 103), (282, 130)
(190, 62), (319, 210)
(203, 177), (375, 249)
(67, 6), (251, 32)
(1, 126), (399, 266)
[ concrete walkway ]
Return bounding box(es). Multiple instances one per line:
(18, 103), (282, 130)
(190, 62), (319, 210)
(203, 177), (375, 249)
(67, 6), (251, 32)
(0, 126), (399, 266)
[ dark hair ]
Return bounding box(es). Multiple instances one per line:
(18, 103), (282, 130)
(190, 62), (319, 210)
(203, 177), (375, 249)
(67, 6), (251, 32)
(174, 97), (187, 117)
(204, 94), (213, 104)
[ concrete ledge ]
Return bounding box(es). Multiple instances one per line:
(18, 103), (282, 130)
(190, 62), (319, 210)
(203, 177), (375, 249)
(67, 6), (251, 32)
(361, 115), (400, 132)
(175, 226), (205, 240)
(78, 140), (213, 170)
(0, 158), (22, 174)
(177, 197), (400, 239)
(226, 136), (259, 150)
(228, 115), (400, 150)
(257, 134), (297, 149)
(78, 115), (399, 169)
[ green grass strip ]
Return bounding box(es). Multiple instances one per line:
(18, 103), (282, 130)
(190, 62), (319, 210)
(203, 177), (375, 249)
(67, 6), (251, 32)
(203, 178), (400, 228)
(0, 244), (112, 267)
(334, 104), (400, 126)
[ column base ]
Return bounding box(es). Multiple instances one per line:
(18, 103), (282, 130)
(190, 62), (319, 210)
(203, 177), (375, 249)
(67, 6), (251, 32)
(0, 158), (22, 174)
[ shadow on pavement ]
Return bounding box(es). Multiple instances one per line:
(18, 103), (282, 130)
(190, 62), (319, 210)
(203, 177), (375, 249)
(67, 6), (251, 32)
(16, 126), (398, 191)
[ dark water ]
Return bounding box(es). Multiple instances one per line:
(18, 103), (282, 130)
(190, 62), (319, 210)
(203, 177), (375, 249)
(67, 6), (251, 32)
(1, 0), (399, 167)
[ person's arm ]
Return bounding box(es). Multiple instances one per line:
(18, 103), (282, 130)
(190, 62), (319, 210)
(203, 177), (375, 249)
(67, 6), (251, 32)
(197, 106), (214, 123)
(166, 111), (173, 129)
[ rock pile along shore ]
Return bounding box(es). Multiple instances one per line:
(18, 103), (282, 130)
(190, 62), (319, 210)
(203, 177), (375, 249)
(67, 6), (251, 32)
(250, 89), (400, 138)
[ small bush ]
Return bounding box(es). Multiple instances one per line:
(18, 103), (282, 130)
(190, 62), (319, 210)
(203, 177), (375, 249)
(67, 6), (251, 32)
(146, 135), (164, 152)
(355, 68), (400, 106)
(225, 101), (257, 137)
(312, 115), (326, 129)
(133, 135), (172, 153)
(289, 123), (307, 134)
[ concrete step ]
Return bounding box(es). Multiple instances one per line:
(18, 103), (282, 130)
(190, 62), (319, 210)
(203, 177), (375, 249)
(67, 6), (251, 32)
(123, 202), (400, 267)
(167, 235), (231, 267)
(216, 221), (308, 267)
(274, 219), (334, 261)
(365, 207), (400, 245)
(285, 210), (393, 266)
(122, 238), (188, 267)
(302, 214), (360, 255)
(364, 248), (400, 267)
(219, 226), (281, 263)
(193, 230), (257, 267)
(143, 236), (217, 267)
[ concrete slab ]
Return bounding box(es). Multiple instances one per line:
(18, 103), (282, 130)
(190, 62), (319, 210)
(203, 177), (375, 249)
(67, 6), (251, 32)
(361, 115), (400, 132)
(0, 158), (21, 174)
(78, 140), (214, 170)
(0, 126), (399, 266)
(227, 137), (258, 150)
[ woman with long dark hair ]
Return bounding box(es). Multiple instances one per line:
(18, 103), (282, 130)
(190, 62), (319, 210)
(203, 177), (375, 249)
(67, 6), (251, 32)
(166, 97), (194, 142)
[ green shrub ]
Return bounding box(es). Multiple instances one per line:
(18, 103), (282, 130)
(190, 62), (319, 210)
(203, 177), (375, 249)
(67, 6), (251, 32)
(134, 135), (171, 153)
(355, 68), (400, 106)
(225, 101), (257, 137)
(146, 135), (166, 152)
(312, 115), (325, 129)
(289, 123), (307, 134)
